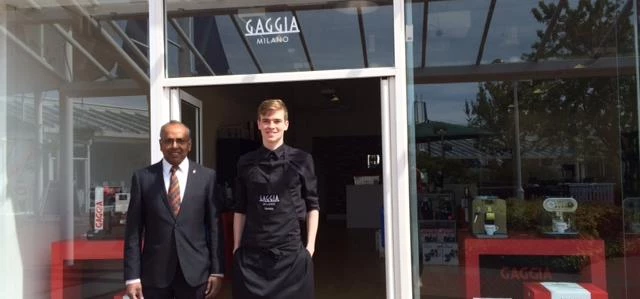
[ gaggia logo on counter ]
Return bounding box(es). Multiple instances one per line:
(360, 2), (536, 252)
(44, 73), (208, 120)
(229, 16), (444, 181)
(243, 16), (300, 45)
(500, 266), (553, 281)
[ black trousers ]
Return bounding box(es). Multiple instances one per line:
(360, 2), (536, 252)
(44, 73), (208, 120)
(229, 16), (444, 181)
(142, 264), (207, 299)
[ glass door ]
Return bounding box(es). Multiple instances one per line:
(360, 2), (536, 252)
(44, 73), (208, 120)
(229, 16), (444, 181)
(170, 88), (203, 164)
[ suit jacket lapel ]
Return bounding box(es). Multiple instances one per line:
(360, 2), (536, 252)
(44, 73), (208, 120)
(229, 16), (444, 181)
(181, 161), (197, 210)
(153, 161), (175, 218)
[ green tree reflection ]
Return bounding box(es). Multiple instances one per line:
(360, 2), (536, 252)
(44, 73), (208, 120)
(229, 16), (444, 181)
(465, 0), (637, 195)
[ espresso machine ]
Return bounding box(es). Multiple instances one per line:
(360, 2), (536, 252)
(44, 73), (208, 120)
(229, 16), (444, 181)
(471, 196), (507, 238)
(542, 197), (578, 237)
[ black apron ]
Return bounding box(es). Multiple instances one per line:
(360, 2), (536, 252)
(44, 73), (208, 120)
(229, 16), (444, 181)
(232, 154), (314, 299)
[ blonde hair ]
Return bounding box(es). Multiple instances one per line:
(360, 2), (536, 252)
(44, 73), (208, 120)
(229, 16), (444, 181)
(257, 99), (288, 120)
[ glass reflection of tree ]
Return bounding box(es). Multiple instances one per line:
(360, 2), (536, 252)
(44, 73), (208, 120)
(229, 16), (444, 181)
(465, 0), (637, 194)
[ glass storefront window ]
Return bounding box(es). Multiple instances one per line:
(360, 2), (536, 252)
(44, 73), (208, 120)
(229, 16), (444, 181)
(165, 0), (394, 77)
(2, 1), (149, 298)
(407, 0), (639, 298)
(410, 0), (490, 67)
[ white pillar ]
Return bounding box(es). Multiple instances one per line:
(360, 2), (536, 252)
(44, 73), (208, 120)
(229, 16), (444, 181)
(390, 0), (411, 298)
(149, 0), (171, 163)
(60, 93), (74, 260)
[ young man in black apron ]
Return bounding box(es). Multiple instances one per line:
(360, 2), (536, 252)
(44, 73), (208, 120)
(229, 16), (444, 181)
(232, 99), (320, 299)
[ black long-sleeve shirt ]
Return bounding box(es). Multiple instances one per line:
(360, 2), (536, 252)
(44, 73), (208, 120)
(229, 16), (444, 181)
(233, 144), (320, 219)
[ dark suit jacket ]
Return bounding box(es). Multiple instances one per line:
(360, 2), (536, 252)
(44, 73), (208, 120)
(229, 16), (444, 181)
(124, 160), (223, 288)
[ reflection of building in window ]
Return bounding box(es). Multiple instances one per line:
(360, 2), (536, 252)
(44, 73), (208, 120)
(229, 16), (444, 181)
(6, 95), (149, 216)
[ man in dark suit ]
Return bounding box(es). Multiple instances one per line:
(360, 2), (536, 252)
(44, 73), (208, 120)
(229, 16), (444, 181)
(124, 120), (223, 299)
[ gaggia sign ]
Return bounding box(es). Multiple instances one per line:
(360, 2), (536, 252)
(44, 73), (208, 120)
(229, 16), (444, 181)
(479, 255), (586, 299)
(500, 267), (553, 281)
(242, 15), (300, 45)
(94, 186), (104, 231)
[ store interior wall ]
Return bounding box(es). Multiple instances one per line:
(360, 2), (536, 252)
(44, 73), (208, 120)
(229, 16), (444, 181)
(184, 78), (382, 170)
(183, 78), (382, 220)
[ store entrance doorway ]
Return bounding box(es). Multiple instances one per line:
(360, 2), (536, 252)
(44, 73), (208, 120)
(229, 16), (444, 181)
(179, 77), (388, 298)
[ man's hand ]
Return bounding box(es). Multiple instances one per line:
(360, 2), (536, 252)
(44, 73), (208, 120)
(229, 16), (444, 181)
(204, 276), (223, 299)
(125, 282), (143, 299)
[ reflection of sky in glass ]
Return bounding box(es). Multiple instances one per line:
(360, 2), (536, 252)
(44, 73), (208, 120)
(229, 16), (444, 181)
(411, 1), (489, 67)
(296, 9), (364, 70)
(408, 2), (424, 67)
(216, 16), (259, 75)
(411, 0), (631, 66)
(362, 6), (394, 67)
(482, 0), (550, 64)
(167, 23), (180, 77)
(416, 83), (478, 125)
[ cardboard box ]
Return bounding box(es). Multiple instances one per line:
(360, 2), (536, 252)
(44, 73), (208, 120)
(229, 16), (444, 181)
(523, 282), (607, 299)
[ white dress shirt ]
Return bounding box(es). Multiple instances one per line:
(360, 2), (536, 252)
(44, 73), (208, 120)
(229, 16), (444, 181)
(162, 158), (189, 201)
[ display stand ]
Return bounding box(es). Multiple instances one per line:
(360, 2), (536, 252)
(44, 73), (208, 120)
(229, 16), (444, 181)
(419, 192), (458, 265)
(463, 235), (606, 299)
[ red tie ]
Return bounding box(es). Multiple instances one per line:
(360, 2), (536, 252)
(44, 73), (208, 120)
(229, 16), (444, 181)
(168, 166), (181, 216)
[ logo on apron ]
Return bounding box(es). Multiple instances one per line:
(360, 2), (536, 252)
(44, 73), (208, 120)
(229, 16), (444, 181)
(259, 194), (280, 211)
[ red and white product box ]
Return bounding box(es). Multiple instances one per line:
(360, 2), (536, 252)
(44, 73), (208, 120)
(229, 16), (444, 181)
(523, 282), (607, 299)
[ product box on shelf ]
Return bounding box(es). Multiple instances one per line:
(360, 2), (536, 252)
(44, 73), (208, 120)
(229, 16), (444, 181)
(523, 282), (607, 299)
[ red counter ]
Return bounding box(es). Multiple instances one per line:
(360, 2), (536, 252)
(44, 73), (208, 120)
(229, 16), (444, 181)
(51, 213), (234, 299)
(50, 239), (124, 299)
(464, 236), (607, 299)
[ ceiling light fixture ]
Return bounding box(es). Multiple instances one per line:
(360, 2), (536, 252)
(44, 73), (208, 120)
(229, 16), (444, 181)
(321, 88), (340, 102)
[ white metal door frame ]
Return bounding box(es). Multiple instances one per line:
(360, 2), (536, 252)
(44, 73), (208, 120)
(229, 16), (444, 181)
(381, 77), (412, 299)
(169, 89), (203, 164)
(148, 1), (412, 298)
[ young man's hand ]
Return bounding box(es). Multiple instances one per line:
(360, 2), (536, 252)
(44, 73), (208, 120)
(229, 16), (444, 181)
(306, 246), (315, 257)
